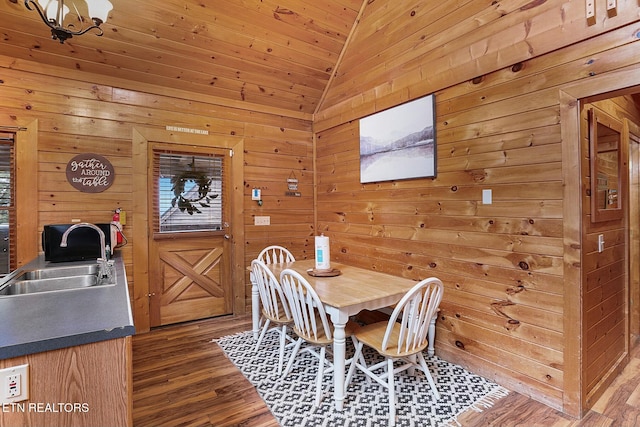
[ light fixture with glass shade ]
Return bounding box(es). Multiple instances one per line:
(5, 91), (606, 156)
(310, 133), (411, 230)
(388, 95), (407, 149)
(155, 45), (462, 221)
(24, 0), (113, 43)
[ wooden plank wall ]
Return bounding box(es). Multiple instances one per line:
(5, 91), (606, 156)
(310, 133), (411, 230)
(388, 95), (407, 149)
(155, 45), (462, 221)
(243, 124), (315, 265)
(0, 55), (314, 327)
(0, 337), (132, 427)
(314, 5), (640, 417)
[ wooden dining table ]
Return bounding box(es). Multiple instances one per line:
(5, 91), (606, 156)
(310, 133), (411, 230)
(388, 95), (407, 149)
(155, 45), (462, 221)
(254, 259), (420, 411)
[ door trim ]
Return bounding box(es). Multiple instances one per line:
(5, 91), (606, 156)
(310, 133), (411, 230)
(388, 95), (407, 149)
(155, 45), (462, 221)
(15, 119), (39, 266)
(132, 127), (245, 333)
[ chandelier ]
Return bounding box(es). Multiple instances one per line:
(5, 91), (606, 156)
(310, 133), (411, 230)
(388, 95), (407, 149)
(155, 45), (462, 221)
(24, 0), (113, 44)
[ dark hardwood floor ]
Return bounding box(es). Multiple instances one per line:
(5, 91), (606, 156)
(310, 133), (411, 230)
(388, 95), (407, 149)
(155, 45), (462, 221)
(132, 314), (278, 427)
(132, 315), (640, 427)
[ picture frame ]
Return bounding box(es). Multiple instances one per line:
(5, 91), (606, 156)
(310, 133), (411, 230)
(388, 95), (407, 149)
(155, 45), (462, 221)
(359, 94), (436, 183)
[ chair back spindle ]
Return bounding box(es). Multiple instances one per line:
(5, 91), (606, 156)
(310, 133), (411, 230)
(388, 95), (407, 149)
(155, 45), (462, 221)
(258, 245), (295, 264)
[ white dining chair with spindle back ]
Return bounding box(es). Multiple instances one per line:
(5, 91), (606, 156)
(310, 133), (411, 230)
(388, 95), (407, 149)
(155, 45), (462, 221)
(251, 259), (294, 376)
(346, 277), (444, 426)
(279, 268), (362, 406)
(250, 245), (295, 341)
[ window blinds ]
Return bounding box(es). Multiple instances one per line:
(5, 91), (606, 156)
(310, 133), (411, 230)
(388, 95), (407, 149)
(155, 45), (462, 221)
(154, 150), (224, 233)
(0, 131), (14, 274)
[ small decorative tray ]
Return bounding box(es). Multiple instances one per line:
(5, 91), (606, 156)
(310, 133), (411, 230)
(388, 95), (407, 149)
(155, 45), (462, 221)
(306, 268), (341, 277)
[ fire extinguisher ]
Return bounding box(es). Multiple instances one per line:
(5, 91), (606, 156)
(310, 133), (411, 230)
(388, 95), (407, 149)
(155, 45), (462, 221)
(111, 208), (124, 248)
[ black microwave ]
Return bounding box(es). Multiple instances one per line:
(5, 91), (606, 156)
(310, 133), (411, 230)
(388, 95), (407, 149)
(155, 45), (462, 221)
(42, 224), (112, 263)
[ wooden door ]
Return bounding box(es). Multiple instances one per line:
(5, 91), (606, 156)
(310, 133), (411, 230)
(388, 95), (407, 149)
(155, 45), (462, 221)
(148, 145), (232, 327)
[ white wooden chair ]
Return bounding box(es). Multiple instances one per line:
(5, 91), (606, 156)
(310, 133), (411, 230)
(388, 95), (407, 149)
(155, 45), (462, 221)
(279, 268), (361, 406)
(249, 246), (295, 344)
(251, 259), (294, 376)
(258, 245), (295, 264)
(346, 277), (444, 426)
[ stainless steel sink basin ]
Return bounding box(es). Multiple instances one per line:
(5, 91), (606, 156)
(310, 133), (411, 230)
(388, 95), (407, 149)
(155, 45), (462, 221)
(0, 263), (114, 297)
(21, 264), (98, 280)
(0, 275), (99, 296)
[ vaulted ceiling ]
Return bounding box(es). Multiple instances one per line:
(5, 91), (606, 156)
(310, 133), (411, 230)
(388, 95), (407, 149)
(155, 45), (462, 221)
(0, 0), (364, 117)
(3, 0), (640, 123)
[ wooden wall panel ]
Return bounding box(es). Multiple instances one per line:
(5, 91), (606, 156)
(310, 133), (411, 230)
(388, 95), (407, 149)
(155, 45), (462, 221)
(316, 0), (640, 126)
(314, 10), (640, 416)
(0, 337), (132, 427)
(0, 54), (313, 330)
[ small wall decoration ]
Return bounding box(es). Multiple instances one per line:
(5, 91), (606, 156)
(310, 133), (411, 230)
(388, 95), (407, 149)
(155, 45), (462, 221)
(170, 159), (219, 215)
(286, 171), (300, 197)
(66, 153), (115, 193)
(359, 94), (436, 183)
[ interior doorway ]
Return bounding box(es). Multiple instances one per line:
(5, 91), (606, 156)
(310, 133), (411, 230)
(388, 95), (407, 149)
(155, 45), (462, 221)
(579, 98), (633, 410)
(559, 71), (640, 417)
(627, 119), (640, 337)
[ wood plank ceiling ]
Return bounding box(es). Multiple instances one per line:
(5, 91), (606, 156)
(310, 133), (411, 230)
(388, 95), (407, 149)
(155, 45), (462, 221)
(0, 0), (364, 117)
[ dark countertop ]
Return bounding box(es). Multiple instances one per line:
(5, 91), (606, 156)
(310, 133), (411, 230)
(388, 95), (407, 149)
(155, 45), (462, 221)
(0, 254), (135, 360)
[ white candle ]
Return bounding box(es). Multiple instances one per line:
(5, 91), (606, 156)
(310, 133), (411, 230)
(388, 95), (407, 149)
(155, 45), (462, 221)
(315, 234), (331, 271)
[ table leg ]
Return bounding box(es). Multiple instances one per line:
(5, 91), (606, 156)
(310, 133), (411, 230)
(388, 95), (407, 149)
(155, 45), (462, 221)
(427, 312), (437, 357)
(250, 272), (260, 340)
(329, 310), (348, 411)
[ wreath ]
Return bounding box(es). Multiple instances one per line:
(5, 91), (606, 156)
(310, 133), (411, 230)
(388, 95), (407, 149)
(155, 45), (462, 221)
(170, 164), (219, 215)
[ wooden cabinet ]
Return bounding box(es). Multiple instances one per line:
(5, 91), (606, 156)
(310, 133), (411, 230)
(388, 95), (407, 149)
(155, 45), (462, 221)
(0, 337), (132, 427)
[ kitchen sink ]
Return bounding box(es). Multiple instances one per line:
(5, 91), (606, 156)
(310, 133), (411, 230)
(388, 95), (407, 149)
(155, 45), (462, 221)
(21, 264), (98, 280)
(0, 263), (114, 297)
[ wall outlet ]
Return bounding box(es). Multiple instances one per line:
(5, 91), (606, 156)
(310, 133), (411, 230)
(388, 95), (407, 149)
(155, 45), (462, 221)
(7, 374), (20, 397)
(1, 364), (29, 403)
(254, 216), (270, 226)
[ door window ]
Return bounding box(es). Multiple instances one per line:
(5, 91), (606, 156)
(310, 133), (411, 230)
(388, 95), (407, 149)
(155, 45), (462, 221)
(154, 150), (224, 233)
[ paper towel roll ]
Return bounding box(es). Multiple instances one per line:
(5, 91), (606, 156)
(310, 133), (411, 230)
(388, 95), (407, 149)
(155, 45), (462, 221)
(315, 234), (331, 271)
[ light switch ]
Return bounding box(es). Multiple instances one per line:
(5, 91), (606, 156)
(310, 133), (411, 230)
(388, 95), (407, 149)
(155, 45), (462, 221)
(598, 234), (605, 253)
(482, 189), (492, 205)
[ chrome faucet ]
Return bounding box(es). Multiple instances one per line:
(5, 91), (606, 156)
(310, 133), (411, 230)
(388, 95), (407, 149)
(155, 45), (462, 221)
(60, 223), (113, 282)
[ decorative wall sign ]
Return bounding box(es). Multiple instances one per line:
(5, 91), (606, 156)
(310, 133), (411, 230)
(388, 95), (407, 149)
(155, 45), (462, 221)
(286, 171), (301, 197)
(66, 153), (115, 193)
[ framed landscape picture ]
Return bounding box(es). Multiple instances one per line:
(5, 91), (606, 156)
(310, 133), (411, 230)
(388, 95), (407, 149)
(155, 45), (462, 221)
(359, 94), (436, 183)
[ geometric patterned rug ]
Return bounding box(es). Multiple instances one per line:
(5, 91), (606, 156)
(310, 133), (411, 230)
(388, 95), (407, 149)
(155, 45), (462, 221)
(214, 330), (509, 427)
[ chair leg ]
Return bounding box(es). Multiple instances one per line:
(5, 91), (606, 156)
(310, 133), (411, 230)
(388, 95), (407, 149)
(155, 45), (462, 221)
(387, 358), (396, 427)
(417, 352), (440, 400)
(354, 337), (367, 369)
(282, 337), (303, 378)
(254, 318), (271, 352)
(277, 325), (287, 375)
